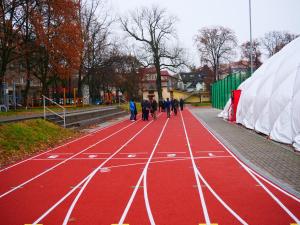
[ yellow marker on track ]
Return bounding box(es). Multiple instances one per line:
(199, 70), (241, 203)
(199, 224), (218, 225)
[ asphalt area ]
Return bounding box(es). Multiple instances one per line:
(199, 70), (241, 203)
(0, 108), (299, 225)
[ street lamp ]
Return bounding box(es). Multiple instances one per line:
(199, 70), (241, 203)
(249, 0), (254, 75)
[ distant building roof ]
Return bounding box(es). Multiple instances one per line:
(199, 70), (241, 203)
(179, 71), (206, 83)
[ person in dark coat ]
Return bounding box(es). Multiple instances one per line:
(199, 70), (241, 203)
(150, 99), (158, 120)
(165, 98), (171, 118)
(179, 98), (184, 111)
(141, 100), (146, 121)
(173, 99), (179, 116)
(159, 100), (163, 112)
(144, 100), (151, 120)
(133, 102), (137, 120)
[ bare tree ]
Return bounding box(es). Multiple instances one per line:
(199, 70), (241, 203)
(240, 39), (262, 70)
(78, 0), (112, 97)
(120, 5), (185, 100)
(195, 26), (237, 81)
(0, 0), (26, 83)
(261, 31), (298, 57)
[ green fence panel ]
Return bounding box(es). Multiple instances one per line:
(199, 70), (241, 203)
(211, 72), (250, 109)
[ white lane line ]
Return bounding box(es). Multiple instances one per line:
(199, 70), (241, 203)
(190, 109), (300, 223)
(48, 155), (59, 159)
(195, 169), (248, 224)
(88, 155), (97, 158)
(61, 117), (161, 225)
(0, 120), (140, 199)
(196, 151), (224, 153)
(118, 118), (169, 225)
(208, 153), (214, 157)
(167, 153), (176, 158)
(31, 156), (233, 161)
(46, 153), (74, 155)
(0, 117), (128, 173)
(31, 117), (156, 225)
(179, 110), (211, 225)
(158, 152), (186, 154)
(119, 152), (148, 155)
(82, 153), (111, 155)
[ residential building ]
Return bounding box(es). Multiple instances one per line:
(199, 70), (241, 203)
(139, 67), (178, 101)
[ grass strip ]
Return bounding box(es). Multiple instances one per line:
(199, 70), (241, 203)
(0, 119), (78, 167)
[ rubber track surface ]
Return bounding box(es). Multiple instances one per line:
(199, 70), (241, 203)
(0, 110), (299, 225)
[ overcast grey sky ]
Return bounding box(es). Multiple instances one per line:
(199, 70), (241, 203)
(108, 0), (300, 66)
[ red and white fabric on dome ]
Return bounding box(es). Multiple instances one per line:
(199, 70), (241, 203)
(220, 37), (300, 152)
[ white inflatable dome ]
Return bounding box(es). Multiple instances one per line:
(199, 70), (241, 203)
(220, 37), (300, 151)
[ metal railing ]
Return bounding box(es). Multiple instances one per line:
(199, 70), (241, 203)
(43, 95), (66, 128)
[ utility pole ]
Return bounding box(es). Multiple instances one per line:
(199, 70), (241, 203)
(249, 0), (254, 75)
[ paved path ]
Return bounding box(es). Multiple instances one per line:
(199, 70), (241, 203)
(191, 107), (300, 198)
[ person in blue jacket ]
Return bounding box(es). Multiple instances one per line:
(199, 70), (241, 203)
(165, 98), (171, 118)
(129, 99), (136, 121)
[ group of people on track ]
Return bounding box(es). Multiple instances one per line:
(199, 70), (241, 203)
(129, 98), (184, 121)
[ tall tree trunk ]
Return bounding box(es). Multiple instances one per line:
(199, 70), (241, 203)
(154, 60), (163, 101)
(77, 62), (83, 97)
(23, 56), (31, 107)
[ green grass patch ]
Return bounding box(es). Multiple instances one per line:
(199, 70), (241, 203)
(0, 119), (78, 167)
(190, 102), (212, 107)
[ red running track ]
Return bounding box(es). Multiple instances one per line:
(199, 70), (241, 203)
(0, 109), (299, 225)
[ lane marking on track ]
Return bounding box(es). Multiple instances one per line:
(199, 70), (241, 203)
(183, 110), (249, 225)
(48, 155), (59, 159)
(190, 109), (300, 223)
(127, 154), (136, 158)
(131, 186), (143, 189)
(0, 117), (129, 173)
(179, 110), (211, 225)
(195, 169), (248, 224)
(199, 224), (218, 225)
(82, 152), (111, 155)
(112, 224), (129, 225)
(99, 168), (111, 173)
(46, 153), (74, 155)
(119, 152), (148, 155)
(167, 153), (176, 157)
(208, 153), (214, 157)
(25, 224), (43, 225)
(0, 119), (141, 199)
(118, 118), (169, 225)
(158, 151), (186, 154)
(30, 116), (158, 225)
(60, 116), (162, 225)
(31, 156), (233, 161)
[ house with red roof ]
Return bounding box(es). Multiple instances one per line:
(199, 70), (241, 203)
(139, 67), (179, 101)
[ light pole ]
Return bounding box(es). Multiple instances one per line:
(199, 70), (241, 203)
(249, 0), (254, 75)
